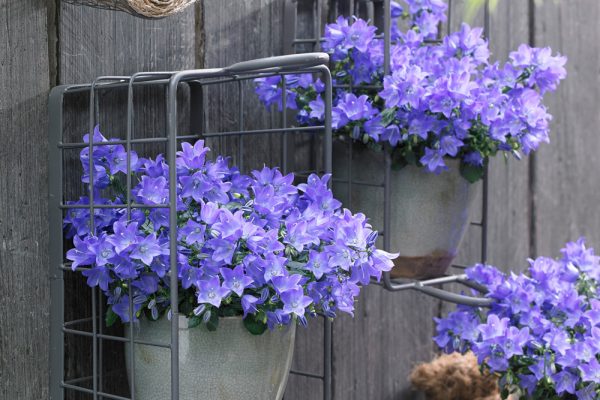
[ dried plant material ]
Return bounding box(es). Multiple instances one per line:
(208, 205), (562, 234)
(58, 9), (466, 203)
(410, 352), (501, 400)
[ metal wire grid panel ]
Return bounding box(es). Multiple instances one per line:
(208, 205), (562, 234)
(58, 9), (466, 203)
(282, 0), (493, 397)
(48, 53), (333, 400)
(284, 0), (492, 298)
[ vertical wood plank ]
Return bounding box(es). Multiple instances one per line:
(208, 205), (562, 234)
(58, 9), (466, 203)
(532, 1), (600, 257)
(486, 1), (531, 272)
(450, 0), (532, 273)
(446, 1), (532, 282)
(202, 0), (285, 170)
(58, 5), (196, 398)
(0, 0), (50, 399)
(330, 1), (441, 398)
(434, 4), (532, 399)
(59, 5), (196, 83)
(201, 2), (329, 399)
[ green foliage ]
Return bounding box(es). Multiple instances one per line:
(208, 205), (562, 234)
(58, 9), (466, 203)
(243, 313), (268, 335)
(380, 107), (397, 126)
(206, 310), (219, 332)
(460, 162), (485, 183)
(188, 315), (202, 329)
(105, 307), (118, 327)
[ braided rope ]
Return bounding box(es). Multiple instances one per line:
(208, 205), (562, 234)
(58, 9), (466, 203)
(63, 0), (198, 18)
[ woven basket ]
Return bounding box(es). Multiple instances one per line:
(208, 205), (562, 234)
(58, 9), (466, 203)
(63, 0), (198, 18)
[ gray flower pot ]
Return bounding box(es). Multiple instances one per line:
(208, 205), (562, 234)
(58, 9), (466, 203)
(333, 142), (479, 279)
(125, 316), (296, 400)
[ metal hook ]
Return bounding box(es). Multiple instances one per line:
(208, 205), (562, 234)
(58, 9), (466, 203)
(374, 272), (493, 307)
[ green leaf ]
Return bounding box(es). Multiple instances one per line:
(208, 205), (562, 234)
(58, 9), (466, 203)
(287, 260), (307, 270)
(188, 315), (202, 329)
(243, 315), (267, 335)
(206, 311), (219, 332)
(380, 107), (397, 126)
(220, 307), (238, 317)
(459, 162), (485, 183)
(105, 307), (118, 327)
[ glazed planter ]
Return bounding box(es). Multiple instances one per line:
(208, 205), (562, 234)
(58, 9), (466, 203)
(125, 316), (296, 400)
(333, 142), (479, 279)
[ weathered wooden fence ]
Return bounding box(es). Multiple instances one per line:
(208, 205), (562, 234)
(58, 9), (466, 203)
(1, 0), (598, 399)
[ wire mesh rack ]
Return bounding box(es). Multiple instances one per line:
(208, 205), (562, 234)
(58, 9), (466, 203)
(282, 0), (494, 398)
(48, 53), (333, 400)
(284, 0), (494, 302)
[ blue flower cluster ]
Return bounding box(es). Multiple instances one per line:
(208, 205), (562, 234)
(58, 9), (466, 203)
(435, 239), (600, 399)
(254, 0), (567, 182)
(64, 127), (396, 333)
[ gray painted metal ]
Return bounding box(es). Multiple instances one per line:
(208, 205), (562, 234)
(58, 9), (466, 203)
(48, 53), (333, 400)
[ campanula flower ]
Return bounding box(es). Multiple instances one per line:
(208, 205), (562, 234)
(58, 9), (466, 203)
(255, 5), (566, 182)
(241, 295), (259, 317)
(220, 266), (253, 297)
(281, 289), (313, 317)
(82, 265), (112, 291)
(66, 235), (98, 270)
(436, 239), (600, 397)
(197, 277), (230, 308)
(130, 234), (163, 266)
(420, 147), (447, 173)
(64, 133), (398, 334)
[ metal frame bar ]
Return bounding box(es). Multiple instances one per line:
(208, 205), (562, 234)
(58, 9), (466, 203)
(49, 53), (332, 400)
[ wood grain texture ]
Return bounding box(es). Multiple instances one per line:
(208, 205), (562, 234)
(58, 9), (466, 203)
(331, 2), (437, 399)
(442, 1), (531, 303)
(58, 4), (196, 398)
(202, 0), (286, 171)
(201, 2), (327, 399)
(0, 0), (50, 399)
(532, 0), (600, 258)
(485, 0), (531, 272)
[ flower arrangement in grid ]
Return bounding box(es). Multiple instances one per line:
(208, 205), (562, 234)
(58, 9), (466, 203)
(435, 239), (600, 399)
(254, 0), (567, 182)
(63, 128), (397, 334)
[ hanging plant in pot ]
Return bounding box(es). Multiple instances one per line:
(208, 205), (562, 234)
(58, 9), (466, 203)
(435, 238), (600, 399)
(255, 0), (566, 279)
(63, 129), (396, 400)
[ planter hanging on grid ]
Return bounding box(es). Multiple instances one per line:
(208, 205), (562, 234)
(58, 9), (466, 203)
(62, 0), (198, 18)
(49, 53), (334, 400)
(333, 141), (479, 280)
(126, 316), (296, 400)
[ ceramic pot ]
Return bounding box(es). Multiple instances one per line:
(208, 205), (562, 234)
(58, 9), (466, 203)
(125, 316), (296, 400)
(333, 142), (479, 279)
